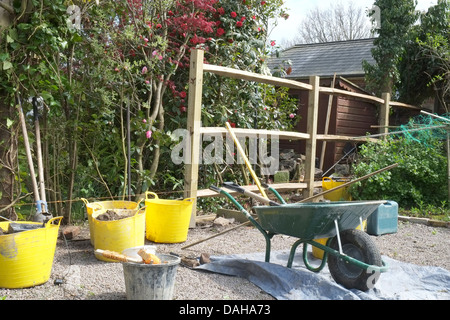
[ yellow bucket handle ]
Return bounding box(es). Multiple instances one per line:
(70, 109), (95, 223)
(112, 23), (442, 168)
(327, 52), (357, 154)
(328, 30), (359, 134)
(80, 198), (104, 211)
(322, 177), (332, 183)
(135, 199), (145, 214)
(145, 191), (159, 200)
(46, 216), (63, 228)
(145, 192), (194, 202)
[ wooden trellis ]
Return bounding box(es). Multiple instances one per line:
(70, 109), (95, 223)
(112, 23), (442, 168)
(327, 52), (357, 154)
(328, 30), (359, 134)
(183, 49), (419, 226)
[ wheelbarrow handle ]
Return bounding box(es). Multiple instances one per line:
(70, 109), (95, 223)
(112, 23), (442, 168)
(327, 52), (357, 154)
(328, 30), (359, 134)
(222, 182), (281, 207)
(209, 185), (222, 193)
(261, 183), (286, 204)
(222, 182), (245, 193)
(209, 185), (265, 227)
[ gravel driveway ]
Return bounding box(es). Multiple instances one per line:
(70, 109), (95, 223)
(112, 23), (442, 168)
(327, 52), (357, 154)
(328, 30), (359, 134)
(1, 218), (449, 300)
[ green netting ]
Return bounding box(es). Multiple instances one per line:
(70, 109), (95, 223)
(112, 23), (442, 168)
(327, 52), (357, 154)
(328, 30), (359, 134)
(392, 112), (450, 146)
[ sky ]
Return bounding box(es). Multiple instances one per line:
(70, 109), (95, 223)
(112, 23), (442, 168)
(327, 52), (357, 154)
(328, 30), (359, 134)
(269, 0), (439, 46)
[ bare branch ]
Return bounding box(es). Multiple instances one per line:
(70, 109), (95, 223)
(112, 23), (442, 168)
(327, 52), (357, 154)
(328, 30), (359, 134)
(293, 1), (372, 45)
(0, 1), (14, 15)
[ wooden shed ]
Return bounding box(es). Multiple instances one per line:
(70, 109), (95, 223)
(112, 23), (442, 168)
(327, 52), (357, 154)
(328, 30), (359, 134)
(268, 38), (416, 174)
(286, 76), (378, 173)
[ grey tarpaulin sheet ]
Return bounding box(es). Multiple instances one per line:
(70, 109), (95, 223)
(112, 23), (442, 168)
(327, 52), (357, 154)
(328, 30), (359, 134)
(195, 249), (450, 300)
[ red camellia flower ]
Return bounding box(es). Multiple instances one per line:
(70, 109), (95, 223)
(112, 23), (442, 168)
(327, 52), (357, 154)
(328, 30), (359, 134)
(261, 1), (266, 5)
(230, 11), (237, 18)
(216, 28), (225, 36)
(179, 91), (187, 98)
(236, 21), (243, 27)
(218, 7), (225, 15)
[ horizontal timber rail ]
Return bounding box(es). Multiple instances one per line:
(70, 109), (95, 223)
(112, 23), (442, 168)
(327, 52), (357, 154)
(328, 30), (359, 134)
(196, 181), (323, 198)
(205, 64), (420, 110)
(319, 87), (384, 104)
(203, 64), (313, 91)
(201, 127), (378, 143)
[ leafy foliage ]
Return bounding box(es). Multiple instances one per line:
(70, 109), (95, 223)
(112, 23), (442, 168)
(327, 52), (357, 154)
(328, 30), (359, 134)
(0, 0), (297, 221)
(364, 0), (449, 111)
(350, 118), (447, 209)
(364, 0), (418, 95)
(397, 1), (450, 110)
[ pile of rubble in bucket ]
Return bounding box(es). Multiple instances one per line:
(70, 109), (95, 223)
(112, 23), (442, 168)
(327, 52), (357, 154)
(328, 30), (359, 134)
(0, 222), (44, 235)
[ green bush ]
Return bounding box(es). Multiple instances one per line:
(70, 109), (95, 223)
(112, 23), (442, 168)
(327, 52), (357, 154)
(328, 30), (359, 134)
(350, 135), (447, 209)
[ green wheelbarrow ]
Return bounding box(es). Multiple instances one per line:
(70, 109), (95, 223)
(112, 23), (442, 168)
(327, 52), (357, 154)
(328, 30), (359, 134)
(210, 184), (388, 291)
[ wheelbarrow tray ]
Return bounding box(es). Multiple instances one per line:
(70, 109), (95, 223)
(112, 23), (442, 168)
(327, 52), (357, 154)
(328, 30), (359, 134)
(253, 200), (385, 240)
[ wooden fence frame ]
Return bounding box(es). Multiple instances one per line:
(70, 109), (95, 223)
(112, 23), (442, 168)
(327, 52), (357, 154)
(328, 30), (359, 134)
(183, 49), (419, 225)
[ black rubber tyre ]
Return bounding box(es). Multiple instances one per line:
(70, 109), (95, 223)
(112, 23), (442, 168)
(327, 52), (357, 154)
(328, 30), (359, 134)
(328, 229), (382, 291)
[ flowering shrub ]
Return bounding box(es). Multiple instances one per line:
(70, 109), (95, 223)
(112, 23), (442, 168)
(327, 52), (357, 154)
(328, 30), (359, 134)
(0, 0), (296, 209)
(85, 0), (296, 192)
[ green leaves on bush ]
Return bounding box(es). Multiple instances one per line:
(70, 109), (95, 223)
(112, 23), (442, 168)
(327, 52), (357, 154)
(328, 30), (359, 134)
(350, 134), (447, 209)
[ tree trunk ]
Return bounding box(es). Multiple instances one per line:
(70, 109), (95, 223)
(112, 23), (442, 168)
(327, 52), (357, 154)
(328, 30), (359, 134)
(0, 95), (18, 220)
(0, 1), (16, 220)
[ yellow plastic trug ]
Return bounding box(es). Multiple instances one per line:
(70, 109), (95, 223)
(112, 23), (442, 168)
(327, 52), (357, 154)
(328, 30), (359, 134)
(0, 216), (63, 289)
(312, 221), (367, 260)
(313, 179), (357, 259)
(322, 177), (352, 201)
(145, 192), (194, 243)
(92, 208), (146, 262)
(81, 199), (140, 246)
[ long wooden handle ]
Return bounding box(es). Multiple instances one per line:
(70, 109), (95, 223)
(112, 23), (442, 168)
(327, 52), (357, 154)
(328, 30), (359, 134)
(33, 98), (46, 205)
(95, 249), (142, 263)
(182, 220), (253, 250)
(17, 96), (40, 203)
(298, 163), (399, 203)
(225, 122), (268, 199)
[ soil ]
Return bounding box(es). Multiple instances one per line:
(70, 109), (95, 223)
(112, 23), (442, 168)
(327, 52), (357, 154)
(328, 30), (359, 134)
(94, 209), (136, 221)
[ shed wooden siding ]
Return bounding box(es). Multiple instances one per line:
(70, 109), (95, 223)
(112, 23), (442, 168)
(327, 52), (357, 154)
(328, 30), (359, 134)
(333, 97), (378, 165)
(278, 79), (379, 174)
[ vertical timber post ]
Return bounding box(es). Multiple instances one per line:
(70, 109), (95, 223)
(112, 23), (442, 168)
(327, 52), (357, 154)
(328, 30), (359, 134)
(319, 73), (336, 170)
(380, 93), (391, 139)
(447, 129), (450, 205)
(303, 76), (320, 199)
(184, 49), (204, 228)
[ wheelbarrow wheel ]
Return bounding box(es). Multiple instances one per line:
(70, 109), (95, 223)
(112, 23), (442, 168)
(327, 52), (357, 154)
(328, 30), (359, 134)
(328, 229), (382, 291)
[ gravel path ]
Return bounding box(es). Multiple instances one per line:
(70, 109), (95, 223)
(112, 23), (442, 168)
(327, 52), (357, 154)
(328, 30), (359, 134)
(1, 219), (449, 300)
